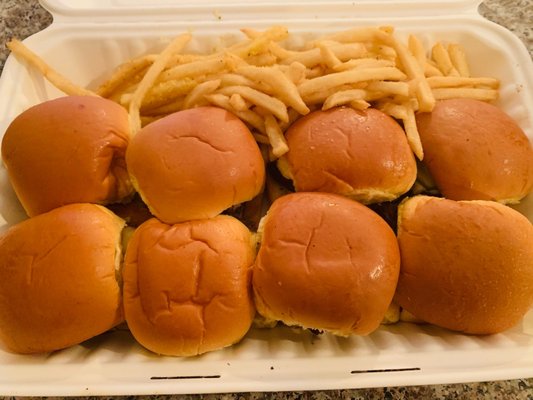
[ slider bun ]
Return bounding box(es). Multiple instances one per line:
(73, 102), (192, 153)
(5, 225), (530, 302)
(279, 107), (417, 204)
(253, 192), (400, 336)
(1, 95), (133, 216)
(126, 107), (265, 224)
(416, 98), (533, 203)
(0, 203), (125, 354)
(395, 195), (533, 334)
(123, 215), (256, 356)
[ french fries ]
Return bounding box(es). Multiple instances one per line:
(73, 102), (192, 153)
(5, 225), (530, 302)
(127, 33), (192, 134)
(8, 25), (500, 161)
(6, 39), (98, 97)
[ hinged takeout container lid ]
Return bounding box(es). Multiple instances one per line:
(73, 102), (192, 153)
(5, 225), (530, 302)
(40, 0), (484, 21)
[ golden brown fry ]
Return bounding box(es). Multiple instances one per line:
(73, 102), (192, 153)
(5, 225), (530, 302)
(217, 85), (289, 122)
(245, 53), (278, 66)
(230, 26), (289, 59)
(333, 58), (395, 72)
(431, 42), (460, 77)
(366, 81), (410, 97)
(302, 83), (360, 105)
(229, 93), (250, 111)
(253, 132), (271, 144)
(319, 25), (394, 44)
(278, 107), (303, 132)
(140, 115), (162, 127)
(204, 93), (266, 133)
(382, 34), (435, 112)
(349, 99), (371, 110)
(128, 33), (192, 134)
(96, 54), (156, 98)
(182, 79), (221, 109)
(7, 39), (98, 97)
(283, 62), (307, 85)
(318, 42), (343, 69)
(264, 114), (289, 158)
(158, 56), (226, 83)
(306, 66), (326, 79)
(139, 77), (196, 111)
(322, 88), (366, 110)
(426, 76), (500, 89)
(424, 61), (444, 77)
(378, 102), (423, 160)
(401, 104), (423, 160)
(144, 97), (185, 115)
(447, 43), (470, 77)
(368, 43), (397, 61)
(432, 87), (499, 101)
(240, 27), (261, 39)
(281, 42), (366, 68)
(268, 41), (294, 59)
(217, 73), (256, 88)
(298, 67), (407, 99)
(236, 65), (310, 115)
(408, 34), (427, 70)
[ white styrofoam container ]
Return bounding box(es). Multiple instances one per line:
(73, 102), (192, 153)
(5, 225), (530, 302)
(0, 0), (533, 396)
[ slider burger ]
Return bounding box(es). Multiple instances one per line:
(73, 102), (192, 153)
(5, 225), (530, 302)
(252, 192), (400, 336)
(126, 106), (265, 224)
(122, 215), (256, 356)
(416, 98), (533, 203)
(0, 203), (125, 354)
(278, 107), (417, 204)
(1, 95), (133, 216)
(395, 195), (533, 334)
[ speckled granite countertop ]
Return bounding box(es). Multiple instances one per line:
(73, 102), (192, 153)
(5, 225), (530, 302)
(0, 0), (533, 399)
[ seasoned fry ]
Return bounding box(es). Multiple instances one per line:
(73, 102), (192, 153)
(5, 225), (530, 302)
(281, 42), (366, 68)
(158, 56), (226, 83)
(144, 97), (185, 116)
(217, 73), (256, 88)
(182, 79), (221, 109)
(217, 85), (289, 122)
(366, 81), (410, 97)
(7, 39), (98, 97)
(229, 93), (249, 111)
(236, 65), (310, 115)
(298, 67), (406, 99)
(322, 89), (366, 110)
(128, 33), (191, 134)
(300, 83), (353, 105)
(136, 77), (196, 111)
(204, 93), (266, 134)
(96, 55), (156, 98)
(230, 26), (289, 59)
(333, 58), (395, 72)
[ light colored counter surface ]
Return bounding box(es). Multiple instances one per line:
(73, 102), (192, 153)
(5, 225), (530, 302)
(0, 0), (532, 398)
